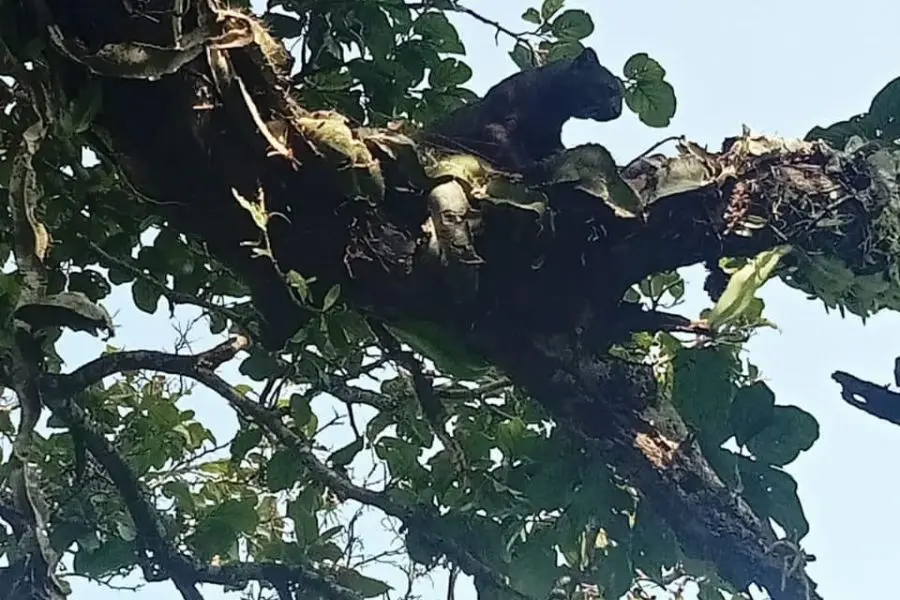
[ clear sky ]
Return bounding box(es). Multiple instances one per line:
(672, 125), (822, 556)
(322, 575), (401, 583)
(62, 1), (900, 599)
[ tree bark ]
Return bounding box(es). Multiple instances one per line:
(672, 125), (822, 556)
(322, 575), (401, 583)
(9, 1), (898, 598)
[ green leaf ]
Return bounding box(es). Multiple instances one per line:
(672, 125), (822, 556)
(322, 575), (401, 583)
(428, 58), (473, 89)
(805, 77), (900, 146)
(199, 459), (231, 476)
(395, 40), (435, 87)
(130, 279), (161, 314)
(209, 273), (249, 297)
(322, 283), (341, 312)
(386, 321), (490, 380)
(230, 426), (263, 463)
(521, 8), (541, 24)
(623, 52), (666, 81)
(671, 347), (738, 447)
(0, 410), (12, 435)
(162, 481), (196, 513)
(107, 266), (134, 286)
(805, 115), (876, 148)
(538, 143), (642, 218)
(333, 568), (392, 598)
(304, 67), (355, 93)
(738, 458), (809, 537)
(290, 393), (313, 427)
(191, 499), (259, 558)
(868, 75), (900, 131)
(116, 519), (137, 542)
(496, 417), (527, 455)
(545, 40), (584, 63)
(630, 507), (681, 579)
(77, 531), (101, 553)
(285, 270), (313, 303)
(73, 538), (134, 577)
(317, 525), (343, 543)
(698, 583), (729, 600)
(622, 53), (676, 127)
(707, 245), (791, 330)
(328, 437), (364, 469)
(405, 527), (440, 566)
(67, 79), (103, 134)
(592, 544), (634, 598)
(287, 497), (320, 545)
(375, 436), (422, 479)
(550, 10), (594, 41)
(625, 79), (676, 127)
(729, 382), (775, 447)
(239, 351), (281, 381)
(208, 310), (228, 334)
(541, 0), (565, 21)
(366, 410), (395, 441)
(622, 288), (641, 303)
(263, 12), (305, 38)
(355, 6), (395, 60)
(509, 43), (537, 70)
(68, 269), (111, 302)
(330, 309), (374, 344)
(413, 12), (465, 55)
(191, 499), (259, 556)
(505, 532), (559, 599)
(266, 449), (300, 491)
(308, 541), (344, 562)
(746, 405), (819, 466)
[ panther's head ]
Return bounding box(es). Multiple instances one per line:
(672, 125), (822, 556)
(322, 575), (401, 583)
(567, 48), (625, 122)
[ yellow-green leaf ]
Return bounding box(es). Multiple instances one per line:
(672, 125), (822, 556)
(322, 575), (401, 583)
(707, 246), (791, 330)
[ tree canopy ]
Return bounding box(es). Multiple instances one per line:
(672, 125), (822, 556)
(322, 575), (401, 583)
(0, 1), (898, 599)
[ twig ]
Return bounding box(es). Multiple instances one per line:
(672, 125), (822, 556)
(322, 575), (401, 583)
(407, 2), (533, 45)
(620, 135), (684, 174)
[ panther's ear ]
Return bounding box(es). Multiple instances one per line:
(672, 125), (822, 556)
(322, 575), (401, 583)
(572, 47), (599, 69)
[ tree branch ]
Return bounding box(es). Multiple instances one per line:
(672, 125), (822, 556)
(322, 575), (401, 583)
(40, 338), (378, 600)
(832, 370), (900, 426)
(41, 386), (206, 600)
(51, 337), (528, 600)
(191, 560), (364, 600)
(190, 358), (529, 600)
(54, 335), (247, 395)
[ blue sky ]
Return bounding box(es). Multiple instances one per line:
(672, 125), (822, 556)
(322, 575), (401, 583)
(62, 1), (900, 599)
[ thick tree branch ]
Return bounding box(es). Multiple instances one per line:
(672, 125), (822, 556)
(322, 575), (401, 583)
(14, 0), (897, 597)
